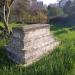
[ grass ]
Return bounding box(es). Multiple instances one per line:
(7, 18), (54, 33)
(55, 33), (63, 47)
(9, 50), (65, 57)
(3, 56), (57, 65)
(0, 21), (75, 75)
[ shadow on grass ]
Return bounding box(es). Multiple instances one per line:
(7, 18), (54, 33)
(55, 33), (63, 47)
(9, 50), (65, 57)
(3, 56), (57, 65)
(49, 17), (75, 31)
(69, 26), (75, 31)
(54, 29), (68, 35)
(0, 47), (15, 67)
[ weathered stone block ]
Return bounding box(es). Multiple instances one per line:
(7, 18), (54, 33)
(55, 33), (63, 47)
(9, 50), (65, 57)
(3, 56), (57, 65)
(6, 24), (59, 64)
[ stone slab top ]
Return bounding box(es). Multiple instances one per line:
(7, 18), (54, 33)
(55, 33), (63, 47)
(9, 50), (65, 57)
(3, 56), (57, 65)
(12, 24), (50, 32)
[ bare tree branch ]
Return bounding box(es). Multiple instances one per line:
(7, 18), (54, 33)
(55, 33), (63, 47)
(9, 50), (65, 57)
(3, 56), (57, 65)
(0, 0), (14, 36)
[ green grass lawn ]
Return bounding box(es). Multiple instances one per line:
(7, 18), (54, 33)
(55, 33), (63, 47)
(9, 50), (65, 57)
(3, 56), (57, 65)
(0, 22), (75, 75)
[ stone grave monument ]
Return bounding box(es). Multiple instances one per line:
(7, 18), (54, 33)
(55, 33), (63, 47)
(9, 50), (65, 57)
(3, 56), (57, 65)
(6, 24), (59, 64)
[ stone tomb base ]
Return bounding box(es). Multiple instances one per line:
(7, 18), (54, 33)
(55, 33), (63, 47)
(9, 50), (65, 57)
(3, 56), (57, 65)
(6, 24), (59, 64)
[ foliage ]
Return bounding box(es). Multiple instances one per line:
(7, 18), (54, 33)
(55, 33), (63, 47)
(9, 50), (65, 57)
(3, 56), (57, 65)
(10, 10), (48, 24)
(48, 6), (64, 17)
(10, 0), (27, 23)
(10, 0), (48, 24)
(0, 0), (14, 38)
(59, 0), (75, 17)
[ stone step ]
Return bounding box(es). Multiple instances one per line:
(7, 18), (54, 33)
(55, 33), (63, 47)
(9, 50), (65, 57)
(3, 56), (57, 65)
(25, 41), (59, 64)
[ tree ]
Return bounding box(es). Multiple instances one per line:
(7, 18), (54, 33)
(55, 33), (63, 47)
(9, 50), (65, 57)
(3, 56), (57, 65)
(63, 0), (72, 15)
(10, 0), (27, 23)
(59, 0), (75, 17)
(0, 0), (14, 35)
(64, 0), (75, 17)
(48, 5), (64, 17)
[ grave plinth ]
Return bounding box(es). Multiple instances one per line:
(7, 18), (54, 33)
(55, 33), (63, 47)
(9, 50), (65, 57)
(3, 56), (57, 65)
(6, 24), (59, 64)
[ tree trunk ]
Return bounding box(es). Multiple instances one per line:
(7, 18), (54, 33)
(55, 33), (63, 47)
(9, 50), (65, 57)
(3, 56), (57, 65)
(3, 5), (9, 33)
(1, 5), (11, 39)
